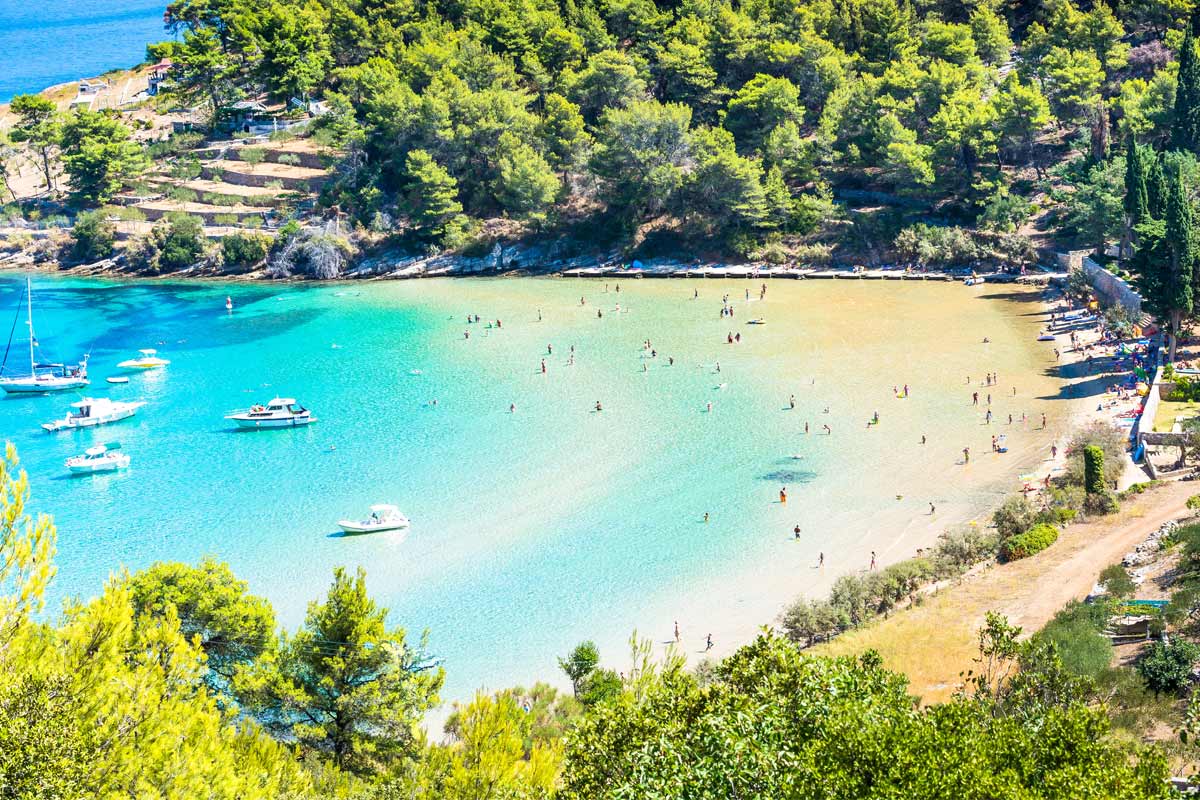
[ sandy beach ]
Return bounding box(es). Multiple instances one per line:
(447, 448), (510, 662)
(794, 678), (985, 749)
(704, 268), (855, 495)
(609, 284), (1144, 674)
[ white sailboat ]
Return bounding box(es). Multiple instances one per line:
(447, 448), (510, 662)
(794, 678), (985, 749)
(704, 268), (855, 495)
(0, 278), (89, 394)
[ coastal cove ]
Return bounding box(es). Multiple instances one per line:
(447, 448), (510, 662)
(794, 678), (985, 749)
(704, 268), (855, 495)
(0, 274), (1083, 702)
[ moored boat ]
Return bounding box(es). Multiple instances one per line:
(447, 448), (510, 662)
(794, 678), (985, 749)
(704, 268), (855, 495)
(117, 349), (170, 369)
(42, 398), (145, 432)
(338, 504), (410, 534)
(0, 278), (89, 394)
(226, 398), (315, 428)
(66, 442), (130, 474)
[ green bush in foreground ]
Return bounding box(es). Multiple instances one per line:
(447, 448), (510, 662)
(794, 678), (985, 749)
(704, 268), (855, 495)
(1188, 494), (1200, 510)
(561, 631), (1173, 799)
(1001, 523), (1059, 561)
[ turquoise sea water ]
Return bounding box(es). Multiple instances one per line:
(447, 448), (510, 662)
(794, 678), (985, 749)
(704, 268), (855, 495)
(0, 274), (1071, 702)
(0, 0), (168, 102)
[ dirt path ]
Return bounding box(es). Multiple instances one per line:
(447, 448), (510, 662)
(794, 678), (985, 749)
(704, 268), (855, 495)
(817, 480), (1198, 702)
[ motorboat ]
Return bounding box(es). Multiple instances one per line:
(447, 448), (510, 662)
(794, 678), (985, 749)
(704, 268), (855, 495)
(106, 376), (130, 384)
(117, 349), (170, 369)
(42, 398), (145, 432)
(226, 398), (316, 428)
(0, 278), (89, 394)
(747, 318), (766, 325)
(338, 504), (410, 534)
(65, 442), (130, 474)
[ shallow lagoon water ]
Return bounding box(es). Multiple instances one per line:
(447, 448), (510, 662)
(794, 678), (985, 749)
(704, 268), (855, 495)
(0, 274), (1072, 700)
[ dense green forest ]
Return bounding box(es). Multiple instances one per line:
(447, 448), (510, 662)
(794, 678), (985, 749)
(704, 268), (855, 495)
(107, 0), (1172, 263)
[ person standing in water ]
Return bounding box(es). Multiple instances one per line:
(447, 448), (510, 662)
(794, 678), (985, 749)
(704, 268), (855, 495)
(789, 394), (796, 409)
(595, 400), (602, 412)
(704, 512), (709, 523)
(510, 403), (516, 413)
(541, 359), (547, 374)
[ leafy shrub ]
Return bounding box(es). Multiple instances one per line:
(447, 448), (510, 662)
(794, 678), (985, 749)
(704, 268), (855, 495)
(1188, 495), (1200, 510)
(1036, 600), (1113, 679)
(167, 186), (199, 203)
(930, 525), (1000, 578)
(221, 233), (270, 271)
(993, 495), (1038, 539)
(1137, 639), (1200, 696)
(1000, 523), (1059, 561)
(277, 153), (301, 166)
(69, 210), (115, 263)
(780, 598), (849, 647)
(154, 213), (206, 271)
(1099, 563), (1136, 598)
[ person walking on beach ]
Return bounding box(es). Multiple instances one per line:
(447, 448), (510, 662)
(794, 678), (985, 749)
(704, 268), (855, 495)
(986, 409), (993, 424)
(963, 447), (970, 463)
(780, 487), (788, 504)
(674, 621), (680, 643)
(794, 524), (801, 539)
(921, 434), (926, 444)
(1041, 413), (1047, 429)
(929, 502), (936, 515)
(805, 422), (810, 434)
(706, 633), (713, 651)
(823, 424), (831, 434)
(790, 394), (796, 409)
(869, 551), (876, 570)
(972, 392), (978, 406)
(818, 552), (824, 568)
(1051, 444), (1058, 459)
(595, 400), (602, 412)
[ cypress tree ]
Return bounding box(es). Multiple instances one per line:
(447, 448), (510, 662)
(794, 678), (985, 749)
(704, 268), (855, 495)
(1122, 134), (1148, 259)
(1123, 135), (1148, 224)
(1173, 26), (1200, 154)
(1164, 158), (1195, 361)
(1147, 153), (1167, 218)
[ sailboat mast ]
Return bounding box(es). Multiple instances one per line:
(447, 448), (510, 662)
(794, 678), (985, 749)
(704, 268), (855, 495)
(25, 278), (33, 375)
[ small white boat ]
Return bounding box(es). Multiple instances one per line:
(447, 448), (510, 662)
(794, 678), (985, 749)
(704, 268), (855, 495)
(338, 504), (410, 534)
(66, 442), (130, 474)
(106, 376), (130, 384)
(42, 398), (145, 432)
(117, 349), (170, 369)
(226, 398), (315, 428)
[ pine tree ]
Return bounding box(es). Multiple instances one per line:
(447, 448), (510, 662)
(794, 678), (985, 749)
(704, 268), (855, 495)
(1173, 26), (1200, 154)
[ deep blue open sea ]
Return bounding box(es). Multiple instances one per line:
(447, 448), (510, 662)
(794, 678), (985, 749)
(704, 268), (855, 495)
(0, 0), (168, 102)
